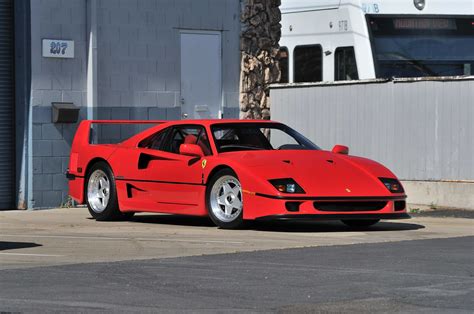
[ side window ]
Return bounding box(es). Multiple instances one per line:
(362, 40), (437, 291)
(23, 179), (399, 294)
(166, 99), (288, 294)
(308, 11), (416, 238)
(149, 130), (168, 150)
(335, 47), (359, 81)
(138, 128), (169, 149)
(278, 47), (289, 83)
(294, 45), (322, 83)
(162, 126), (212, 156)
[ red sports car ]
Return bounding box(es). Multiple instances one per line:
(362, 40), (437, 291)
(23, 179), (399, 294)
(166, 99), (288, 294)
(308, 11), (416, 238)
(67, 119), (409, 229)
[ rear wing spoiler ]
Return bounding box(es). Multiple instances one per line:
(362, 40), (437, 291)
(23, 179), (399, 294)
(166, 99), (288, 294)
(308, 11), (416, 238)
(71, 120), (167, 149)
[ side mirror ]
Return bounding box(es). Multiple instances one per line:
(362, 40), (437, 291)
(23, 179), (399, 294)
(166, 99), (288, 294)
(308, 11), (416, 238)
(179, 144), (204, 158)
(332, 145), (349, 155)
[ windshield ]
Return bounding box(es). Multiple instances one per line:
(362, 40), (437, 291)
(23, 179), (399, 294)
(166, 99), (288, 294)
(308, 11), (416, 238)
(211, 123), (320, 153)
(368, 16), (474, 78)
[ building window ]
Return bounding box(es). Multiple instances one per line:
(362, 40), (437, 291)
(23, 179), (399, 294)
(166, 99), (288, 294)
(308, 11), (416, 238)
(294, 45), (322, 83)
(278, 47), (289, 83)
(335, 47), (359, 81)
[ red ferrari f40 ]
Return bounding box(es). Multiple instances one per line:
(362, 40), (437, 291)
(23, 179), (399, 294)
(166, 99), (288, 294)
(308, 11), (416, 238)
(67, 120), (409, 229)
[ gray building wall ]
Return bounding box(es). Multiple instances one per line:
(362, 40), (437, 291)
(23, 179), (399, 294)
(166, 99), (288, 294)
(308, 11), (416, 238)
(95, 0), (240, 120)
(270, 77), (474, 182)
(30, 0), (88, 208)
(29, 0), (241, 208)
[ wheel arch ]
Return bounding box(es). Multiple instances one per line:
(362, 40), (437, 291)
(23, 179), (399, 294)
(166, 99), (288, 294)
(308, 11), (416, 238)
(205, 163), (269, 194)
(205, 165), (245, 229)
(83, 157), (125, 221)
(205, 165), (237, 185)
(83, 158), (112, 196)
(84, 157), (111, 176)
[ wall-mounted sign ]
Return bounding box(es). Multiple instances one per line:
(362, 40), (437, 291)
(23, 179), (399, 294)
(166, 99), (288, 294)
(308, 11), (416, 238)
(42, 39), (74, 58)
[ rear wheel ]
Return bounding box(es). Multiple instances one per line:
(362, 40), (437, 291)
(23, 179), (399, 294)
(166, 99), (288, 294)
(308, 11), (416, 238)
(86, 161), (125, 221)
(341, 219), (380, 228)
(206, 169), (244, 229)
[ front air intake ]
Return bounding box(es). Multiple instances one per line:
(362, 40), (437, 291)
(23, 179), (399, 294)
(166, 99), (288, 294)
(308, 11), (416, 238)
(394, 201), (406, 211)
(285, 201), (302, 212)
(314, 201), (387, 212)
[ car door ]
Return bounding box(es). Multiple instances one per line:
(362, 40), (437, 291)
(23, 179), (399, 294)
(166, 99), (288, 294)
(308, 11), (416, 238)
(115, 125), (212, 215)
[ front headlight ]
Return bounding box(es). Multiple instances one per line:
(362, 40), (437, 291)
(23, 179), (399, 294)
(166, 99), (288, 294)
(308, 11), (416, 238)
(269, 178), (305, 194)
(379, 178), (404, 193)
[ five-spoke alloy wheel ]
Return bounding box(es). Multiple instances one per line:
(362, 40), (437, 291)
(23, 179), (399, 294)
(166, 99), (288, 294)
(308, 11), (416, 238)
(87, 169), (110, 214)
(207, 169), (244, 229)
(85, 161), (132, 221)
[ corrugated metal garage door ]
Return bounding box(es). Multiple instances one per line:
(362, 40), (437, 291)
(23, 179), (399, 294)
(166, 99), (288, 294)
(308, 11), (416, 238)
(0, 0), (15, 209)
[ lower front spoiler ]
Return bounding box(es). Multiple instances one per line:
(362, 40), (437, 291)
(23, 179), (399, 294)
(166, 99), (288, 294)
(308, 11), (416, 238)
(256, 213), (411, 221)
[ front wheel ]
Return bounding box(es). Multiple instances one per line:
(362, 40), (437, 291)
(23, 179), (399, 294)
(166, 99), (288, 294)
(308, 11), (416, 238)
(206, 169), (244, 229)
(341, 219), (380, 229)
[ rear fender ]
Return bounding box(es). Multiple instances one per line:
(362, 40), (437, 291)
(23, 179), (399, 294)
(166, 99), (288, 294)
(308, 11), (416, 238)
(68, 120), (165, 204)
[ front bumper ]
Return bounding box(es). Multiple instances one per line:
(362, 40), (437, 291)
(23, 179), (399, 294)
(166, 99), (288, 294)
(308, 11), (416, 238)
(243, 192), (408, 220)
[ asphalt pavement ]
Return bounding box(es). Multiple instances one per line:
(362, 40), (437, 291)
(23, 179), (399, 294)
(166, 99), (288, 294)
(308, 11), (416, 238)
(0, 208), (473, 313)
(1, 236), (473, 313)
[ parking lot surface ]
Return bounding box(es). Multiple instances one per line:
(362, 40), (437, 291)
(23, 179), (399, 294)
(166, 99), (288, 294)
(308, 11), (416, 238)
(1, 207), (473, 270)
(1, 208), (473, 312)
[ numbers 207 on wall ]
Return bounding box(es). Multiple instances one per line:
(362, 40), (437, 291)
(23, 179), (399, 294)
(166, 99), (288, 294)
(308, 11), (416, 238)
(42, 39), (75, 59)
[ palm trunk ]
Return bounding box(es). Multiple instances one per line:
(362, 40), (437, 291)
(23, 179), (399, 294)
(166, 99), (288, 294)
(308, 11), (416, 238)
(239, 0), (282, 120)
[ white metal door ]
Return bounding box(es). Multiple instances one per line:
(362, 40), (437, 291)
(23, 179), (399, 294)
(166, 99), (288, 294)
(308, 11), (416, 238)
(180, 32), (222, 119)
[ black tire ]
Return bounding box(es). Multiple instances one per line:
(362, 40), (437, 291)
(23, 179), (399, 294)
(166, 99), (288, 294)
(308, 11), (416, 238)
(341, 219), (380, 228)
(206, 169), (244, 229)
(85, 161), (123, 221)
(121, 212), (135, 220)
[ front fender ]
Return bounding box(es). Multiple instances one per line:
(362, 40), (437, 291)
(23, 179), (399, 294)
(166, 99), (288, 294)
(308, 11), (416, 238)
(203, 159), (283, 219)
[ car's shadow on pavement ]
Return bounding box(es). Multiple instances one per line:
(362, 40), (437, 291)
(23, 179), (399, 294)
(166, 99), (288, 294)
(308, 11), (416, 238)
(249, 220), (424, 233)
(129, 214), (424, 233)
(131, 214), (215, 227)
(0, 241), (42, 251)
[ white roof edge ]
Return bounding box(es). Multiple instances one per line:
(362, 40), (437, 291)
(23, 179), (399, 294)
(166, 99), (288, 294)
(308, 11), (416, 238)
(281, 6), (339, 14)
(269, 76), (474, 89)
(280, 0), (341, 14)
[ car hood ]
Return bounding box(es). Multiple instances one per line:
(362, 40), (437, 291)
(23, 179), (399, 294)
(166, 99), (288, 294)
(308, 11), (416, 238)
(221, 150), (398, 197)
